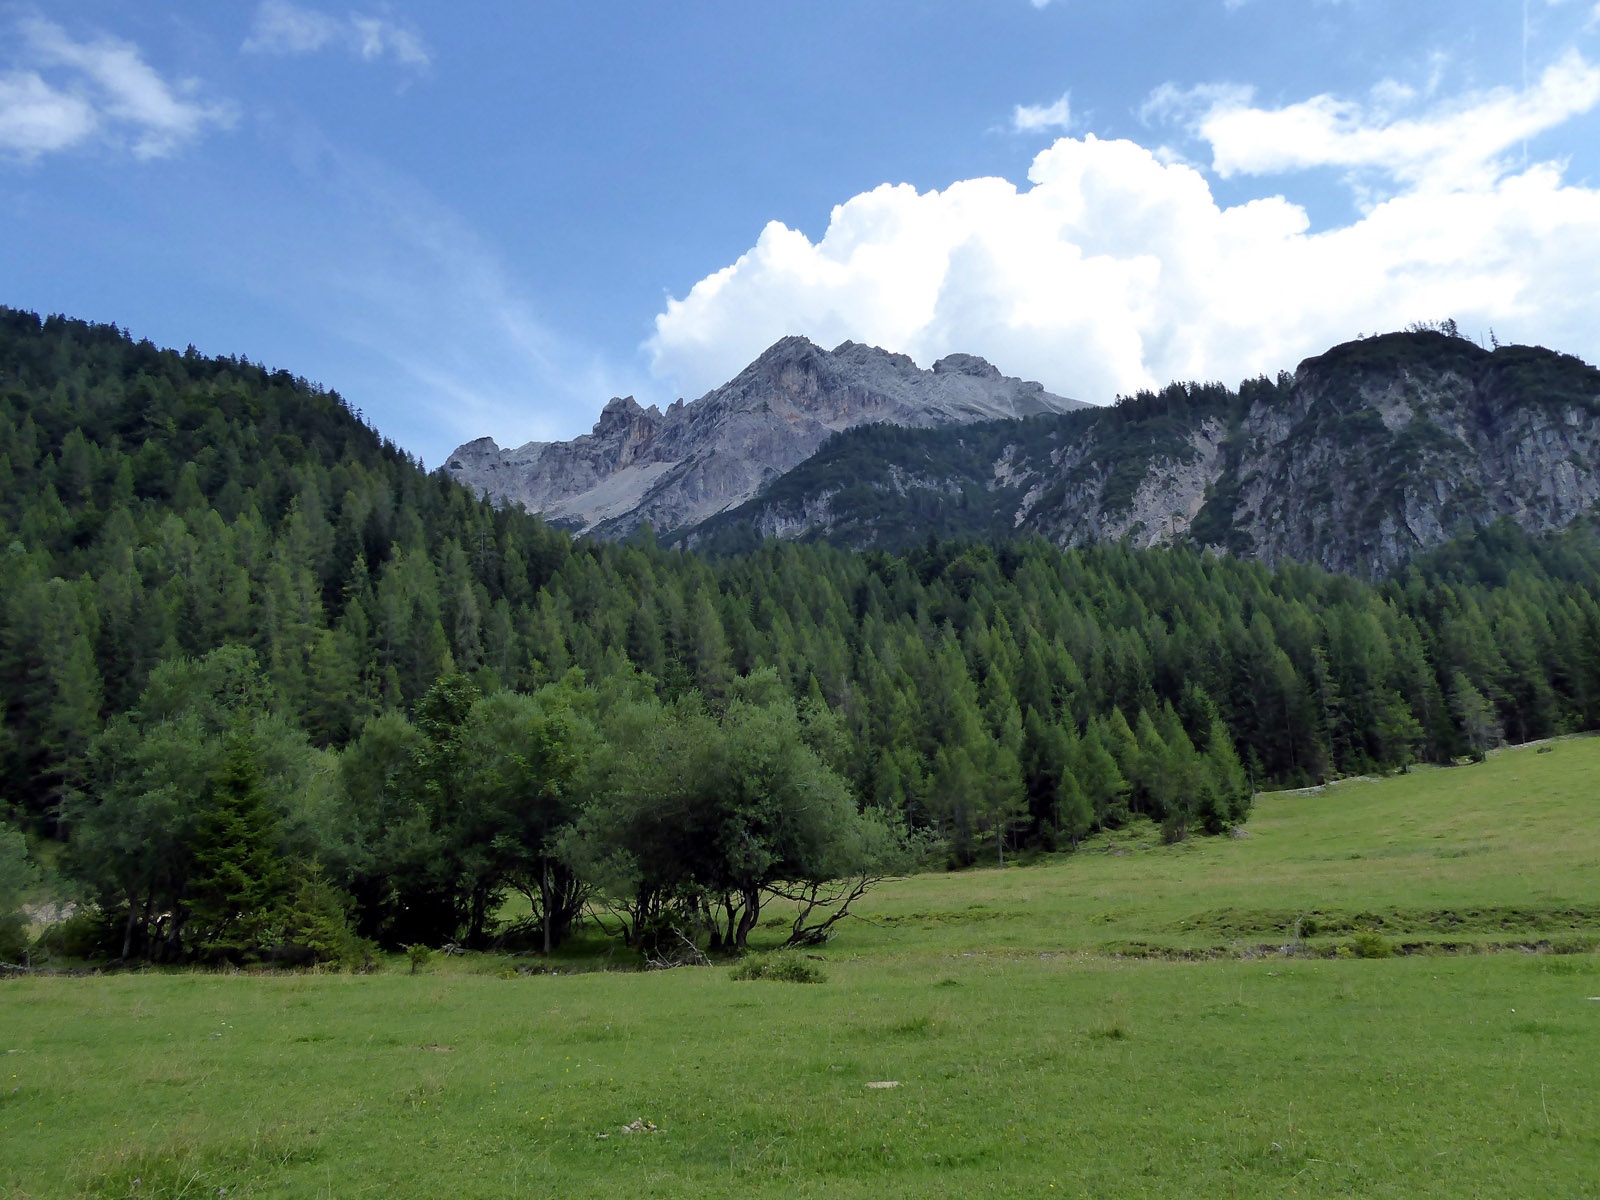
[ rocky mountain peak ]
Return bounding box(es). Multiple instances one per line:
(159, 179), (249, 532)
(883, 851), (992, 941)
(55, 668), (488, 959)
(451, 435), (500, 457)
(933, 352), (1002, 380)
(446, 335), (1084, 538)
(595, 395), (661, 435)
(734, 336), (836, 386)
(754, 334), (823, 361)
(831, 340), (920, 373)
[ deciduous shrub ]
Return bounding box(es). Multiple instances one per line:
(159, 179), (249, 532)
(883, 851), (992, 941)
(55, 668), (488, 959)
(729, 953), (827, 983)
(1348, 931), (1394, 959)
(405, 944), (433, 974)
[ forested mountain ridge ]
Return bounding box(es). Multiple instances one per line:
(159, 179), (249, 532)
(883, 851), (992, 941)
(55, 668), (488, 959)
(687, 330), (1600, 576)
(5, 305), (1600, 965)
(445, 335), (1083, 539)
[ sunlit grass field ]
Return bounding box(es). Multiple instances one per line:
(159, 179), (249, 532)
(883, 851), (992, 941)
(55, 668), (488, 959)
(3, 739), (1598, 1198)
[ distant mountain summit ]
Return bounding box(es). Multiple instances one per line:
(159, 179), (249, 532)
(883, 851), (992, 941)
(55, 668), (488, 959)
(445, 336), (1083, 537)
(450, 329), (1600, 577)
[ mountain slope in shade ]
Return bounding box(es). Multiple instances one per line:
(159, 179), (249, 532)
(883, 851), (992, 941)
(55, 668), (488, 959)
(684, 331), (1600, 577)
(445, 336), (1084, 537)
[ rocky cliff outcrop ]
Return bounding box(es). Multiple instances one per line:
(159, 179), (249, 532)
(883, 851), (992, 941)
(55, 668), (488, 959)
(1219, 337), (1600, 572)
(691, 332), (1600, 576)
(445, 337), (1082, 536)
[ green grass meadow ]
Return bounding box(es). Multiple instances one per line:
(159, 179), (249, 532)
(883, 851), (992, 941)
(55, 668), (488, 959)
(4, 739), (1600, 1198)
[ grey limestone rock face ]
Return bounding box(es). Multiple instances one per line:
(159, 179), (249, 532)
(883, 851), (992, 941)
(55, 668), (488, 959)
(1030, 338), (1600, 573)
(1220, 337), (1600, 573)
(693, 331), (1600, 576)
(445, 336), (1082, 537)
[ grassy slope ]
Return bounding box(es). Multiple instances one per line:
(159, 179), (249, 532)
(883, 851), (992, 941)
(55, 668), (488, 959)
(3, 740), (1599, 1199)
(848, 737), (1600, 959)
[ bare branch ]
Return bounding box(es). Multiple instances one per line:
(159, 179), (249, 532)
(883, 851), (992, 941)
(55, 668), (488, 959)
(642, 923), (709, 970)
(767, 872), (886, 948)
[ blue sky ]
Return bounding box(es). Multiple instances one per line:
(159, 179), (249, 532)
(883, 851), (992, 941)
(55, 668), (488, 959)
(3, 2), (1599, 464)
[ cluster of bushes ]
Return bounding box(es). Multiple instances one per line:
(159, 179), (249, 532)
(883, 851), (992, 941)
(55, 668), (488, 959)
(19, 647), (912, 968)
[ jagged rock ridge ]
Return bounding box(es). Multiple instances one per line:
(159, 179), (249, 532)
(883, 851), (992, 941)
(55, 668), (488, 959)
(445, 337), (1083, 536)
(687, 332), (1600, 577)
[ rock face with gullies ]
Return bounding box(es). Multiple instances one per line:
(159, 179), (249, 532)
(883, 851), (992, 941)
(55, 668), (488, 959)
(444, 336), (1083, 536)
(690, 331), (1600, 577)
(1218, 334), (1600, 573)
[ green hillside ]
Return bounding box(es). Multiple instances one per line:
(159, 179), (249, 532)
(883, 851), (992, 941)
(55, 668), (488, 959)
(850, 734), (1600, 959)
(5, 306), (1600, 967)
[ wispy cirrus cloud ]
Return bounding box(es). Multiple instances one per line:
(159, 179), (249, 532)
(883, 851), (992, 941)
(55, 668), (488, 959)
(1149, 50), (1600, 190)
(247, 122), (642, 456)
(243, 2), (431, 69)
(1013, 92), (1072, 133)
(0, 16), (234, 161)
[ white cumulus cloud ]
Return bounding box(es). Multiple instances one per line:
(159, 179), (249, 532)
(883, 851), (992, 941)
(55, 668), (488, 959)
(649, 57), (1600, 405)
(244, 2), (431, 69)
(0, 17), (233, 160)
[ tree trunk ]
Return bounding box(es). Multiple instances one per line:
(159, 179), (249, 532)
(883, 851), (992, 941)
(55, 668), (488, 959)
(467, 886), (488, 948)
(733, 888), (760, 949)
(540, 857), (552, 956)
(163, 913), (186, 963)
(121, 887), (139, 960)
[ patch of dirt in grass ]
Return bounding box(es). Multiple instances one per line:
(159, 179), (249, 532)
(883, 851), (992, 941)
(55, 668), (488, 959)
(877, 908), (1023, 926)
(1178, 905), (1600, 940)
(1100, 934), (1600, 961)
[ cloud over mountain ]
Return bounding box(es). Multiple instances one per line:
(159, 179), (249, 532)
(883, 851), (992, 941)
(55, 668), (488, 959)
(649, 55), (1600, 405)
